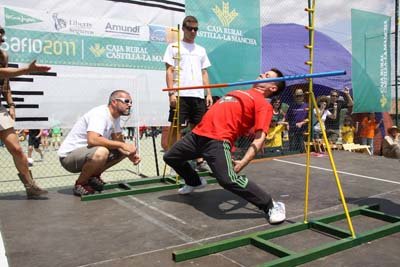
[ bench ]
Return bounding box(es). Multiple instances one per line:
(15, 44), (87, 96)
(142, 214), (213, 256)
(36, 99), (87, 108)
(341, 143), (372, 155)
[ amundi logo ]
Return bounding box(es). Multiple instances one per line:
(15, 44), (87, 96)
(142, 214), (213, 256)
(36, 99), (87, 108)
(105, 22), (140, 36)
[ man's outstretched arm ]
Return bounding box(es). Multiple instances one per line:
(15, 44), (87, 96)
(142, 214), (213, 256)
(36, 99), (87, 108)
(233, 130), (266, 173)
(0, 60), (50, 78)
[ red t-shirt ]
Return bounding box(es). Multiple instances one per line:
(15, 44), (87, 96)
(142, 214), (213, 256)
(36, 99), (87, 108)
(192, 88), (272, 146)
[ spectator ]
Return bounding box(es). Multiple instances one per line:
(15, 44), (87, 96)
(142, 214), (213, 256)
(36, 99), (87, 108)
(41, 128), (50, 151)
(16, 129), (27, 142)
(382, 125), (400, 160)
(265, 97), (287, 153)
(27, 129), (44, 164)
(359, 113), (383, 154)
(163, 15), (212, 172)
(139, 125), (147, 139)
(325, 87), (353, 144)
(341, 116), (357, 144)
(164, 69), (287, 224)
(58, 90), (140, 196)
(127, 126), (135, 141)
(0, 25), (48, 198)
(50, 125), (62, 150)
(286, 89), (308, 152)
(312, 96), (336, 155)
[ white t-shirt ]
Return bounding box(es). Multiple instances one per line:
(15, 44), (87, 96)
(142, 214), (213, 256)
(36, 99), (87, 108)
(163, 41), (211, 98)
(58, 105), (122, 157)
(313, 109), (332, 132)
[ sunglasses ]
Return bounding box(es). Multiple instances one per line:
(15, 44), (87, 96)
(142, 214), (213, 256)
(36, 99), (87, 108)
(295, 95), (304, 97)
(114, 98), (132, 104)
(184, 26), (199, 32)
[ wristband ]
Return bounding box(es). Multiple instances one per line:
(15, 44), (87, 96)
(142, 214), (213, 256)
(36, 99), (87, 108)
(8, 103), (16, 107)
(168, 92), (176, 97)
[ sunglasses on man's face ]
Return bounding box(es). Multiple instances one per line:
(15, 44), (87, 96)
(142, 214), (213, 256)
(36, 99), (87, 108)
(114, 98), (132, 104)
(184, 26), (199, 32)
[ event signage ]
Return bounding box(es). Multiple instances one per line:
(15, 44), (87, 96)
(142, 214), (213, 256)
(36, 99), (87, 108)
(351, 9), (391, 113)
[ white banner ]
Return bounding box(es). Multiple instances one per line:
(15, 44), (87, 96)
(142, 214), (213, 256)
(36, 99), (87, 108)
(0, 0), (185, 128)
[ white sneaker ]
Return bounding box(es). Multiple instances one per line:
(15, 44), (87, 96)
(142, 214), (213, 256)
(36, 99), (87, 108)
(268, 201), (286, 224)
(195, 161), (211, 172)
(178, 177), (207, 195)
(27, 158), (34, 166)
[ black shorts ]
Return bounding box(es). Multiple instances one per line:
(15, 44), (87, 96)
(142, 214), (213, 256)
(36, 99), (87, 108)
(28, 136), (41, 148)
(168, 97), (206, 126)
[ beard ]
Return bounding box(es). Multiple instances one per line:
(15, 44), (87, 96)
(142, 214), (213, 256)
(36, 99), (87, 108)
(121, 108), (131, 116)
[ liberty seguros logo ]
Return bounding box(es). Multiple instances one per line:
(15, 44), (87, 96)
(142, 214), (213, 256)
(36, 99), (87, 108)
(52, 13), (67, 31)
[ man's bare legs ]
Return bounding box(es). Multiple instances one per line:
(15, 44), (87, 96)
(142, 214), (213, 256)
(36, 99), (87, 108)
(76, 146), (125, 184)
(0, 128), (47, 197)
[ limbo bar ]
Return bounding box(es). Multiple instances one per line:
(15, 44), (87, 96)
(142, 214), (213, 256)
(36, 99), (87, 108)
(162, 70), (346, 91)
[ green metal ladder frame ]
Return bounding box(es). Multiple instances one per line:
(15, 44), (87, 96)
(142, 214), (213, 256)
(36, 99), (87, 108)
(81, 171), (218, 201)
(173, 204), (400, 266)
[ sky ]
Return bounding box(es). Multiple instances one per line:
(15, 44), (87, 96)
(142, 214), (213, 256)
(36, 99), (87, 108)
(262, 0), (395, 51)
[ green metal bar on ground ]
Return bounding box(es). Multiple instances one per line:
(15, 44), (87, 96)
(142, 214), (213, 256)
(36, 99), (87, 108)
(260, 221), (400, 267)
(81, 172), (220, 201)
(173, 204), (400, 266)
(250, 237), (295, 257)
(309, 221), (351, 238)
(174, 222), (306, 262)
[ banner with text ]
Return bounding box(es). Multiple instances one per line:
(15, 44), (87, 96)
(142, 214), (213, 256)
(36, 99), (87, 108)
(1, 0), (260, 127)
(0, 0), (184, 127)
(351, 9), (391, 113)
(186, 0), (260, 96)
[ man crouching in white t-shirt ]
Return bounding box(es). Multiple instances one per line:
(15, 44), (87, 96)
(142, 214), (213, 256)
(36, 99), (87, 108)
(58, 90), (140, 196)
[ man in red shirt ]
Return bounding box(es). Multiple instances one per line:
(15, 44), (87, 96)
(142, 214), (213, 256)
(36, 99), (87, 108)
(164, 68), (287, 224)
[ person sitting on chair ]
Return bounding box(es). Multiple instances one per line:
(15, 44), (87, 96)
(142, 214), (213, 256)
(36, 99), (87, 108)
(382, 125), (400, 160)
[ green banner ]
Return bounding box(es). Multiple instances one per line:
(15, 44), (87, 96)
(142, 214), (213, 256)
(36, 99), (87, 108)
(3, 28), (166, 70)
(186, 0), (260, 96)
(4, 7), (42, 26)
(351, 9), (391, 113)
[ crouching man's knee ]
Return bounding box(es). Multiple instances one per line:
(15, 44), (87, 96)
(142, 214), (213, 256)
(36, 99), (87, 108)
(91, 146), (110, 162)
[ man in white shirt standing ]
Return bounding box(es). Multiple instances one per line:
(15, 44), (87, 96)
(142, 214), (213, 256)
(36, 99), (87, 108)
(163, 15), (213, 172)
(58, 90), (140, 196)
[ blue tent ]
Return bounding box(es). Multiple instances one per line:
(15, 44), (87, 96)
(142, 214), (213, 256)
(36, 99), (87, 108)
(261, 23), (352, 102)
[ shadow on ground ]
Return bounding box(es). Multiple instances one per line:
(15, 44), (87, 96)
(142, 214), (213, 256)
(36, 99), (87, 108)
(346, 197), (400, 217)
(0, 193), (49, 200)
(159, 188), (265, 220)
